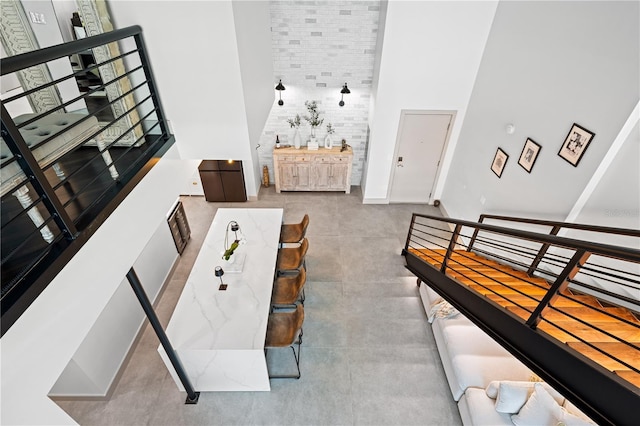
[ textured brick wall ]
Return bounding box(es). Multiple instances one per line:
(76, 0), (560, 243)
(257, 0), (380, 185)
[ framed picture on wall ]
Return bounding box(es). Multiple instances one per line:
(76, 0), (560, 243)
(558, 123), (595, 167)
(518, 138), (541, 173)
(491, 148), (509, 178)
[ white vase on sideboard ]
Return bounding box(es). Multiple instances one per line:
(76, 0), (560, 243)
(293, 128), (301, 149)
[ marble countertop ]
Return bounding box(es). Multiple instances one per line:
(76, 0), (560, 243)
(165, 208), (283, 351)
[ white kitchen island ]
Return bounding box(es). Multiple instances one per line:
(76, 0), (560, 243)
(159, 208), (283, 391)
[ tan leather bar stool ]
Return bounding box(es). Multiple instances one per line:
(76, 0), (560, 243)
(264, 303), (305, 379)
(276, 238), (309, 274)
(272, 266), (306, 307)
(280, 214), (309, 245)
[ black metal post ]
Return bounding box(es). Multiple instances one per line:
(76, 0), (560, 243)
(402, 213), (417, 256)
(527, 225), (561, 276)
(134, 32), (171, 141)
(525, 249), (591, 328)
(1, 107), (78, 240)
(466, 215), (485, 251)
(441, 224), (462, 273)
(126, 268), (200, 404)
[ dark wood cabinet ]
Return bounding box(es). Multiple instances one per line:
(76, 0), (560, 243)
(168, 201), (190, 254)
(198, 160), (247, 202)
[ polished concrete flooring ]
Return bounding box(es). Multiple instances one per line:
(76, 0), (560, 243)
(57, 186), (462, 425)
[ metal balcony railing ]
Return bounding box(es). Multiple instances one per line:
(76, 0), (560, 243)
(402, 213), (640, 426)
(1, 26), (174, 335)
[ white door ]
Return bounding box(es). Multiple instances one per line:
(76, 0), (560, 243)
(389, 111), (453, 203)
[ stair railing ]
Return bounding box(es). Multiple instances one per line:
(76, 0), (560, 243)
(467, 214), (640, 275)
(402, 213), (640, 425)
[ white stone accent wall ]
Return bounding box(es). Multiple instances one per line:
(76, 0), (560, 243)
(257, 0), (380, 185)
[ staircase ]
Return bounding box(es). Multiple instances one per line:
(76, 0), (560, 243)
(410, 248), (640, 388)
(402, 213), (640, 426)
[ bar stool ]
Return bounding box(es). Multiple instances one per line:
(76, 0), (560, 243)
(280, 214), (309, 245)
(265, 303), (305, 379)
(276, 238), (308, 274)
(272, 266), (306, 307)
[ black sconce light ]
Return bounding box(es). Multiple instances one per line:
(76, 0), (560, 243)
(275, 79), (285, 106)
(339, 82), (350, 107)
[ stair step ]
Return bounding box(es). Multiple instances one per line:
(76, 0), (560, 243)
(506, 306), (640, 324)
(467, 282), (548, 295)
(570, 295), (604, 308)
(485, 294), (590, 309)
(567, 342), (640, 371)
(614, 370), (640, 388)
(539, 321), (640, 343)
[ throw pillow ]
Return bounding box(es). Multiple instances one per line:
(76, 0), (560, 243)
(511, 383), (563, 426)
(427, 300), (459, 323)
(558, 408), (597, 426)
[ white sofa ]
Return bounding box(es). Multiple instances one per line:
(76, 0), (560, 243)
(419, 285), (596, 425)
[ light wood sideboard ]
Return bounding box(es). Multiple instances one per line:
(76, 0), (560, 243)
(273, 146), (353, 193)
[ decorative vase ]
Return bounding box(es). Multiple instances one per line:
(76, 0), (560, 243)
(293, 128), (301, 149)
(324, 134), (333, 149)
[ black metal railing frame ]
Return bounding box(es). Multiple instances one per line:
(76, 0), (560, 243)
(404, 212), (640, 341)
(1, 26), (175, 335)
(402, 213), (640, 425)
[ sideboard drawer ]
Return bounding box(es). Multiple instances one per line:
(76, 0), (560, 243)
(314, 156), (332, 163)
(294, 155), (310, 162)
(332, 156), (350, 163)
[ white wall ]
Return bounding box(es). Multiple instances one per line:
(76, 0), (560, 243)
(0, 157), (198, 425)
(50, 217), (178, 396)
(108, 0), (272, 198)
(362, 0), (498, 202)
(256, 0), (381, 186)
(441, 1), (640, 222)
(232, 0), (276, 195)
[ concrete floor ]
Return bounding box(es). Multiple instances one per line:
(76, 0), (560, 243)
(57, 186), (461, 425)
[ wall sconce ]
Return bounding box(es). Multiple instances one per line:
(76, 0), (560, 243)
(339, 82), (350, 107)
(275, 79), (285, 106)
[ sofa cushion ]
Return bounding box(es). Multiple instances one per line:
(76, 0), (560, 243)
(459, 387), (512, 426)
(511, 383), (563, 426)
(493, 380), (565, 413)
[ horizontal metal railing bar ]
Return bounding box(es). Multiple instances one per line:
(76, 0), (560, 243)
(471, 247), (544, 276)
(65, 122), (163, 221)
(14, 66), (146, 135)
(37, 85), (151, 177)
(409, 227), (453, 244)
(478, 214), (640, 238)
(413, 214), (640, 263)
(582, 261), (640, 281)
(568, 278), (640, 308)
(472, 233), (543, 257)
(0, 187), (46, 231)
(50, 110), (158, 192)
(70, 131), (165, 226)
(1, 214), (60, 266)
(58, 118), (157, 210)
(471, 238), (540, 262)
(1, 26), (143, 76)
(577, 267), (640, 289)
(3, 49), (141, 104)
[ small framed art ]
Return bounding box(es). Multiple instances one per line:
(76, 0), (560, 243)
(558, 123), (594, 167)
(518, 138), (541, 173)
(491, 148), (509, 178)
